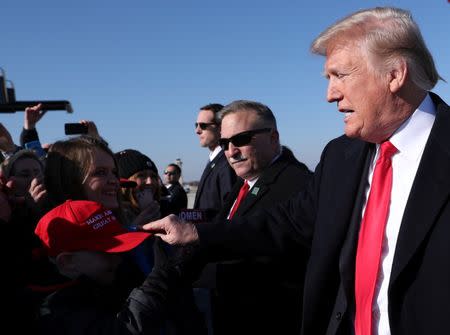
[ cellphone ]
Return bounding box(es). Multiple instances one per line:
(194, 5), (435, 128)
(64, 123), (88, 135)
(136, 188), (154, 210)
(24, 140), (46, 158)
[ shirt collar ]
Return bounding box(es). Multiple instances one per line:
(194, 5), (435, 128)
(246, 178), (259, 189)
(381, 93), (436, 163)
(209, 145), (222, 161)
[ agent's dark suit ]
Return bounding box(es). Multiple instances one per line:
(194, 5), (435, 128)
(194, 149), (236, 217)
(209, 147), (312, 335)
(165, 182), (188, 215)
(196, 93), (450, 335)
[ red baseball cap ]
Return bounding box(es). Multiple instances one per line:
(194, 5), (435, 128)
(35, 200), (151, 257)
(119, 178), (137, 188)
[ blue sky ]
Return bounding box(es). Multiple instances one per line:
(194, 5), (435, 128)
(1, 0), (449, 181)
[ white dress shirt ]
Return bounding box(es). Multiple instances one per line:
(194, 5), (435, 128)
(209, 145), (222, 161)
(360, 94), (436, 335)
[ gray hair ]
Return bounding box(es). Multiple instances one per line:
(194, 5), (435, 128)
(311, 7), (443, 91)
(217, 100), (277, 129)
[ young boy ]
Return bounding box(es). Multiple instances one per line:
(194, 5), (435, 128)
(33, 199), (205, 335)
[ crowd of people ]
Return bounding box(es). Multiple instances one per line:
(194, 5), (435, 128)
(0, 103), (203, 333)
(0, 6), (448, 335)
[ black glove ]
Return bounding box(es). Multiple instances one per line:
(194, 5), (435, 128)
(152, 237), (206, 284)
(152, 236), (170, 269)
(168, 244), (207, 283)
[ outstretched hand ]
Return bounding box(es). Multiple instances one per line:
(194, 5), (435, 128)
(142, 214), (199, 246)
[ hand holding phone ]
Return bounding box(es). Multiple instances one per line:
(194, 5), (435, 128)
(136, 188), (155, 210)
(64, 123), (88, 135)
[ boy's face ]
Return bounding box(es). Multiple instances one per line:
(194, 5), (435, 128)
(11, 157), (43, 196)
(69, 250), (124, 285)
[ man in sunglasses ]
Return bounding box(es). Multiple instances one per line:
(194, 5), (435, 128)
(193, 103), (236, 219)
(163, 163), (187, 215)
(193, 103), (237, 334)
(197, 100), (313, 335)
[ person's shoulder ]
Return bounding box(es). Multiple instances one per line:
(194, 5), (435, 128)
(430, 92), (449, 110)
(279, 147), (312, 174)
(214, 151), (228, 165)
(172, 182), (186, 192)
(325, 134), (366, 151)
(41, 281), (89, 311)
(273, 157), (312, 186)
(318, 135), (370, 168)
(36, 282), (102, 335)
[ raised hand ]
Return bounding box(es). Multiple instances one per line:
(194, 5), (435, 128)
(26, 177), (47, 209)
(24, 103), (46, 130)
(79, 120), (100, 138)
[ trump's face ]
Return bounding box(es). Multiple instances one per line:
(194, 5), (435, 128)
(324, 43), (406, 143)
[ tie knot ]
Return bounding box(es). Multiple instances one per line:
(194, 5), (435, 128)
(380, 141), (397, 160)
(241, 180), (250, 191)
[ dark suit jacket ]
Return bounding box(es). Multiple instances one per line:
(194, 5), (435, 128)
(193, 149), (236, 217)
(209, 147), (313, 335)
(197, 93), (450, 335)
(165, 182), (188, 215)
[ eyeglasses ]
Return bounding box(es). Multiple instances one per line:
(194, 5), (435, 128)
(218, 128), (272, 151)
(164, 171), (177, 176)
(195, 122), (216, 130)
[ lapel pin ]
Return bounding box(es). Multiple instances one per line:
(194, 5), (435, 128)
(251, 187), (259, 195)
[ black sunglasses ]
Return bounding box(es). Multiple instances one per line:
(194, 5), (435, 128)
(218, 128), (272, 151)
(164, 171), (177, 176)
(195, 122), (216, 130)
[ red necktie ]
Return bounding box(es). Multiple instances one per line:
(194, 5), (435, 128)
(355, 141), (397, 335)
(228, 181), (250, 219)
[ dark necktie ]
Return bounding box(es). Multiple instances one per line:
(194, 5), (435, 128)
(228, 181), (250, 219)
(354, 141), (398, 335)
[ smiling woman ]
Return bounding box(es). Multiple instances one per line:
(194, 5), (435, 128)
(45, 135), (119, 209)
(29, 134), (208, 335)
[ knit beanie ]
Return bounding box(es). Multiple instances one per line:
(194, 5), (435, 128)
(114, 149), (158, 179)
(0, 149), (44, 179)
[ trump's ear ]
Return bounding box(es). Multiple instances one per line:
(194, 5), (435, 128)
(389, 58), (408, 94)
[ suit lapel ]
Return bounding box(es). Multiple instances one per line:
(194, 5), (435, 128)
(237, 183), (269, 215)
(195, 151), (224, 206)
(338, 142), (373, 304)
(390, 97), (450, 285)
(235, 151), (290, 216)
